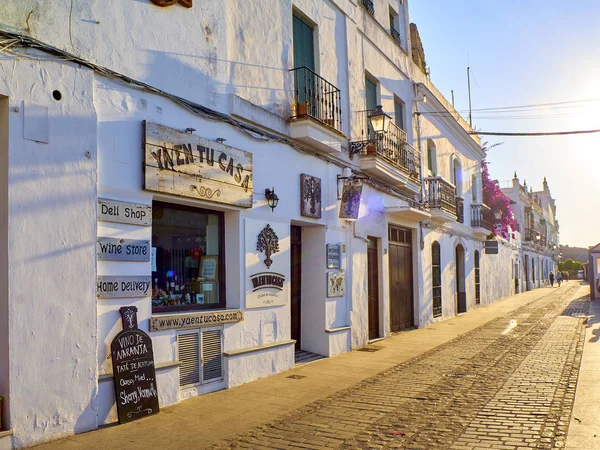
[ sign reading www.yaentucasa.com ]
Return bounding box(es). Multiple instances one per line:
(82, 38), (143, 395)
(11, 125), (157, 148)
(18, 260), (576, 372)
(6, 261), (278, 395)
(150, 310), (243, 332)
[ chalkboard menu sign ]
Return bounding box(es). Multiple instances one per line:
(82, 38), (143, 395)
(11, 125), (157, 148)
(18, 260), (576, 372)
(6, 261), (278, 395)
(110, 307), (160, 424)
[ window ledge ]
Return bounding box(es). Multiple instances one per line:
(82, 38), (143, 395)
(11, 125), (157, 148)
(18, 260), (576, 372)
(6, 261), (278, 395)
(325, 325), (351, 333)
(224, 339), (296, 357)
(99, 360), (180, 382)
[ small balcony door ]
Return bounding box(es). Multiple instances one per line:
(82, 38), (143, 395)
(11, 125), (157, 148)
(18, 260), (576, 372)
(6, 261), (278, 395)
(293, 13), (315, 112)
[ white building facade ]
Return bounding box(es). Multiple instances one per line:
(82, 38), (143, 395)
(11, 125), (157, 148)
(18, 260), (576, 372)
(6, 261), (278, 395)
(0, 1), (546, 448)
(502, 175), (559, 291)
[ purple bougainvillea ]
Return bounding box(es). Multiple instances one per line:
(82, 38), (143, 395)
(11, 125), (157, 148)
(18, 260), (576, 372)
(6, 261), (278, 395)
(481, 159), (519, 239)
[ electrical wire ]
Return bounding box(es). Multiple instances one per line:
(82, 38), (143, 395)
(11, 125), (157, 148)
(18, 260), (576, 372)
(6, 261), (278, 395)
(469, 129), (600, 136)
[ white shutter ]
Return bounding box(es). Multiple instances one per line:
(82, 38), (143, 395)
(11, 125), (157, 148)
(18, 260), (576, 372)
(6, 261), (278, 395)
(178, 332), (200, 387)
(201, 328), (223, 382)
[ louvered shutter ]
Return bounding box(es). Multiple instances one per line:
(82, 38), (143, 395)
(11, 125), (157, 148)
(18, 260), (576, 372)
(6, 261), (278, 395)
(178, 332), (200, 387)
(201, 328), (223, 382)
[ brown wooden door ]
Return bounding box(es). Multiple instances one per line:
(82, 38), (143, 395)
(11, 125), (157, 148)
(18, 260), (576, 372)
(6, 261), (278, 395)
(389, 232), (414, 331)
(367, 237), (379, 340)
(291, 225), (302, 349)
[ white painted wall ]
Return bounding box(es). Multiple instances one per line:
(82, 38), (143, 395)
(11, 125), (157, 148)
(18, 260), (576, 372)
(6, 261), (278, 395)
(0, 56), (98, 447)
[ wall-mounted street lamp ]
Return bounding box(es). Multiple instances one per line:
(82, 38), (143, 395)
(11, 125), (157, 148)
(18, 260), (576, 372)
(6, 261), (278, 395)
(493, 209), (503, 221)
(369, 105), (392, 135)
(265, 188), (279, 212)
(535, 234), (541, 241)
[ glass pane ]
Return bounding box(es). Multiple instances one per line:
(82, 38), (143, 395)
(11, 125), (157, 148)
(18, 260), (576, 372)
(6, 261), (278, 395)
(152, 203), (221, 311)
(432, 268), (441, 287)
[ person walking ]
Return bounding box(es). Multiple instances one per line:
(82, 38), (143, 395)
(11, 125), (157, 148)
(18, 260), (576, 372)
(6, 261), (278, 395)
(556, 271), (562, 287)
(549, 272), (555, 287)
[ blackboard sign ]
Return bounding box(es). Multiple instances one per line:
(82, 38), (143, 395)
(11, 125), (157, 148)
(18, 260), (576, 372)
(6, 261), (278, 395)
(485, 240), (499, 255)
(111, 307), (160, 424)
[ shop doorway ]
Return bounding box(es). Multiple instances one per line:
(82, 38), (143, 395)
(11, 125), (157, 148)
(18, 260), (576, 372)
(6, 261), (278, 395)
(290, 225), (302, 349)
(524, 255), (529, 291)
(367, 237), (380, 340)
(388, 226), (414, 331)
(455, 244), (467, 314)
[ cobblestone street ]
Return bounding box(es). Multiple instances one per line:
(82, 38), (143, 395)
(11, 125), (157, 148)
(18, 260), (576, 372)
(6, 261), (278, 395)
(213, 283), (589, 450)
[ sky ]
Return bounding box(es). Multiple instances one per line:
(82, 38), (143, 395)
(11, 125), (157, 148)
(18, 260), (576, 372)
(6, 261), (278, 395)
(409, 0), (600, 248)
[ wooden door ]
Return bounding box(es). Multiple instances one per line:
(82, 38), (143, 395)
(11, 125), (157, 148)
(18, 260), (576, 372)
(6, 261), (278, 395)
(290, 225), (302, 349)
(367, 237), (380, 340)
(389, 226), (414, 331)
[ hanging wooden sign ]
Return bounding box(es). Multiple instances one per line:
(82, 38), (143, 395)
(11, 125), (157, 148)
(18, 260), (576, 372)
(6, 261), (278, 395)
(143, 121), (253, 208)
(339, 182), (362, 220)
(111, 307), (160, 424)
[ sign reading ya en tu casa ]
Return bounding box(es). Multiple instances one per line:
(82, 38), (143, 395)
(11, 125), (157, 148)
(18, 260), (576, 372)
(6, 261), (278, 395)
(143, 121), (253, 208)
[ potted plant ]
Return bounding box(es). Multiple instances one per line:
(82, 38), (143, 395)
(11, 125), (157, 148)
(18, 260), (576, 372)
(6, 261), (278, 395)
(297, 101), (311, 117)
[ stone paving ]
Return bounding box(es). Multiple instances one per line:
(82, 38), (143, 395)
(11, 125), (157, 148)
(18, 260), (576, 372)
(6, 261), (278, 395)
(212, 284), (588, 450)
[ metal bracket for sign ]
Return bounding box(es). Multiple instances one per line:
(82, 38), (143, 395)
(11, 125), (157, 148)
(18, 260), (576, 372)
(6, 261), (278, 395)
(336, 174), (370, 200)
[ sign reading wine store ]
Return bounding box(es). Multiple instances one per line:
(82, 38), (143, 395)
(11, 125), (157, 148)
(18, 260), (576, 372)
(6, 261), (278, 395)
(97, 238), (151, 261)
(143, 121), (253, 208)
(110, 307), (160, 424)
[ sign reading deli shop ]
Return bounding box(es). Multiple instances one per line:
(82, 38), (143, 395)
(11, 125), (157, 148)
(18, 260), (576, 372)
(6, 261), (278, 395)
(143, 121), (253, 207)
(245, 219), (290, 309)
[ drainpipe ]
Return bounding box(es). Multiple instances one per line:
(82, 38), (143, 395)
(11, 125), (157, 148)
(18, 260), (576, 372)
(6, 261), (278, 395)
(413, 82), (426, 251)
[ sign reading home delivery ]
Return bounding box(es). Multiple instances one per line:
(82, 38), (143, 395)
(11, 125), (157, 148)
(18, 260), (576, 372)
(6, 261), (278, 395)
(143, 121), (253, 208)
(97, 276), (152, 299)
(97, 238), (151, 261)
(98, 199), (152, 226)
(111, 307), (159, 424)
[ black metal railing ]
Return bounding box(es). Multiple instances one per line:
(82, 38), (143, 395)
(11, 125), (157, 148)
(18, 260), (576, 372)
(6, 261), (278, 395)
(391, 26), (401, 45)
(424, 177), (457, 216)
(471, 204), (492, 230)
(456, 197), (464, 223)
(290, 66), (342, 133)
(352, 110), (421, 183)
(360, 0), (375, 16)
(525, 228), (547, 246)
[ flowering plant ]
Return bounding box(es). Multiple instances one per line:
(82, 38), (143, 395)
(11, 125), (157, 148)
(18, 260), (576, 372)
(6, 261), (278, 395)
(481, 159), (519, 239)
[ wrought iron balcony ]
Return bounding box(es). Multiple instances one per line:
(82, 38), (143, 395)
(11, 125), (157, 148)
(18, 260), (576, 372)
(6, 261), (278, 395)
(424, 177), (457, 221)
(350, 110), (421, 187)
(290, 66), (342, 134)
(525, 228), (547, 246)
(456, 197), (464, 224)
(360, 0), (375, 16)
(471, 204), (492, 230)
(391, 26), (401, 45)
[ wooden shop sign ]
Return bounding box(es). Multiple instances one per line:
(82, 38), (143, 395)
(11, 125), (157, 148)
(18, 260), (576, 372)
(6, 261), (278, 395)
(97, 276), (152, 299)
(485, 240), (499, 255)
(98, 199), (151, 226)
(150, 309), (243, 332)
(143, 121), (253, 208)
(97, 238), (151, 261)
(111, 307), (160, 424)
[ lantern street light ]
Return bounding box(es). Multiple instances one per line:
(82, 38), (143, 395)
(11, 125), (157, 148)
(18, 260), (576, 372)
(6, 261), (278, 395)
(265, 188), (279, 212)
(368, 105), (392, 135)
(493, 209), (503, 221)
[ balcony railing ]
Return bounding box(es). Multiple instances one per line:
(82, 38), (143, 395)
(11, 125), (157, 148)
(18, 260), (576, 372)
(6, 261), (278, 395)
(352, 110), (421, 183)
(471, 204), (492, 230)
(290, 66), (342, 133)
(391, 26), (401, 45)
(360, 0), (375, 16)
(525, 228), (547, 246)
(424, 177), (457, 216)
(456, 197), (464, 224)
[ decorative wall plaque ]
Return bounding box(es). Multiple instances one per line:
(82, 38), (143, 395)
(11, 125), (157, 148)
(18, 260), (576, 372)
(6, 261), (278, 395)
(143, 121), (253, 208)
(97, 238), (151, 261)
(111, 307), (160, 424)
(245, 219), (289, 309)
(97, 276), (151, 299)
(327, 271), (345, 297)
(98, 199), (152, 226)
(326, 244), (341, 269)
(339, 182), (362, 220)
(300, 174), (322, 219)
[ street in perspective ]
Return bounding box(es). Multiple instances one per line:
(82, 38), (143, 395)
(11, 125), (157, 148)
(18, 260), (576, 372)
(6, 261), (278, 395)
(0, 1), (599, 450)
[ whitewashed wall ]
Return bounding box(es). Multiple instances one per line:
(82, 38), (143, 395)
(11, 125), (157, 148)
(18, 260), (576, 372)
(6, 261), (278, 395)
(0, 57), (98, 447)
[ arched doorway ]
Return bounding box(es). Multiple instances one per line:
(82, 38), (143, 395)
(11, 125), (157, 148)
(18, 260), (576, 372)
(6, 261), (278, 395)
(455, 244), (467, 313)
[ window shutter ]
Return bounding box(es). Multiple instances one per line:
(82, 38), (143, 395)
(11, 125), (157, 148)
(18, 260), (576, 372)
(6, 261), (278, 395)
(201, 329), (223, 382)
(178, 332), (200, 387)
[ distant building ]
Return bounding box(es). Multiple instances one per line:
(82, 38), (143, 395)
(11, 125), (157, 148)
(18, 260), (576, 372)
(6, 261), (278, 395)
(502, 175), (559, 290)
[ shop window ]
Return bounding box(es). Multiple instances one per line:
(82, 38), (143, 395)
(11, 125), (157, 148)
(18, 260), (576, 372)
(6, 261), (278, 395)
(432, 241), (442, 318)
(151, 202), (225, 312)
